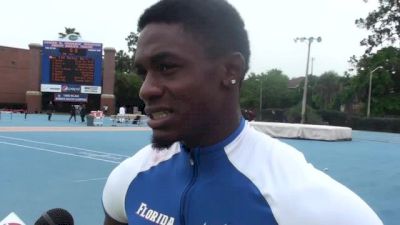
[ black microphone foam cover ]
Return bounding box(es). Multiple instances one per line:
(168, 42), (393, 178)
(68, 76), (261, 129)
(34, 208), (74, 225)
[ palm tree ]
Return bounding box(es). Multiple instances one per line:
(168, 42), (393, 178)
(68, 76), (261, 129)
(58, 27), (81, 38)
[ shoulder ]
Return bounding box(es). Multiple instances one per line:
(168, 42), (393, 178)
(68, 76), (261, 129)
(226, 123), (307, 173)
(226, 124), (311, 191)
(102, 143), (181, 223)
(225, 123), (383, 225)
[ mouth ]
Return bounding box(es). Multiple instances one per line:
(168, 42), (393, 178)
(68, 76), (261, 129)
(149, 111), (171, 120)
(146, 108), (174, 129)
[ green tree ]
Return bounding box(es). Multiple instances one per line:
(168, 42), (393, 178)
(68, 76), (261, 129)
(114, 72), (144, 110)
(356, 0), (400, 54)
(240, 73), (261, 110)
(263, 69), (291, 108)
(352, 47), (400, 116)
(240, 69), (300, 111)
(113, 31), (141, 110)
(335, 72), (357, 110)
(115, 50), (133, 73)
(126, 32), (139, 56)
(58, 27), (80, 38)
(305, 74), (319, 108)
(312, 71), (341, 110)
(115, 32), (139, 73)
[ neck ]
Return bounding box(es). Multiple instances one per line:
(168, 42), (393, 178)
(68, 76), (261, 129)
(183, 108), (242, 149)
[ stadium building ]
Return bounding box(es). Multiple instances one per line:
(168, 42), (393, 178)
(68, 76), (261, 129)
(0, 34), (116, 114)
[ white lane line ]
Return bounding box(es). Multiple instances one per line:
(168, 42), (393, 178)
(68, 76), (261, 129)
(73, 177), (108, 183)
(75, 151), (127, 162)
(0, 135), (129, 157)
(0, 141), (121, 164)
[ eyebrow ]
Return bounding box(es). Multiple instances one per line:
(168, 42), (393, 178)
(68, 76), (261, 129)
(150, 52), (180, 64)
(133, 51), (182, 71)
(138, 50), (178, 62)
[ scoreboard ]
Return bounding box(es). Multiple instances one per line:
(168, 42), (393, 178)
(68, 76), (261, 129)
(50, 55), (94, 84)
(41, 40), (103, 99)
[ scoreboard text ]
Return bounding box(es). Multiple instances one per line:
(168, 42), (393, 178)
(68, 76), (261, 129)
(41, 41), (102, 89)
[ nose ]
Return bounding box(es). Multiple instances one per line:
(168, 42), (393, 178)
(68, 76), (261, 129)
(139, 73), (163, 102)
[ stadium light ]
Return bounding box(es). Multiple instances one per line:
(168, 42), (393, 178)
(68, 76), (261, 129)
(294, 36), (322, 124)
(367, 66), (383, 118)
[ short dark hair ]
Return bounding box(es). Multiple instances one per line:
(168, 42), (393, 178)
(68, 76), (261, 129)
(138, 0), (250, 75)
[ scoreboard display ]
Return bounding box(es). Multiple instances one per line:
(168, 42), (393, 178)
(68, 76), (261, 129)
(50, 55), (94, 84)
(41, 40), (103, 96)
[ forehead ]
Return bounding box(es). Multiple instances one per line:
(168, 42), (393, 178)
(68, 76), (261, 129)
(135, 23), (206, 63)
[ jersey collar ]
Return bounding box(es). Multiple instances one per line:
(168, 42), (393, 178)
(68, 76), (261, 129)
(181, 117), (245, 153)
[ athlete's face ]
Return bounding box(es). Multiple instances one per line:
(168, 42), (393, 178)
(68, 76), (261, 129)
(135, 23), (224, 149)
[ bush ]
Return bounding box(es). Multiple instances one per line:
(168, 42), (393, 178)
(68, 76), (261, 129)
(285, 105), (301, 123)
(260, 109), (285, 122)
(285, 104), (323, 124)
(318, 110), (349, 126)
(350, 116), (400, 133)
(317, 110), (400, 133)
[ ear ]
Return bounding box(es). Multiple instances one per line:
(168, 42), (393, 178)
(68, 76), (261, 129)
(221, 52), (245, 88)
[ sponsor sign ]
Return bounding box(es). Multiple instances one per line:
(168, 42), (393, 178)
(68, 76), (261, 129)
(41, 84), (61, 93)
(61, 84), (81, 93)
(81, 85), (102, 94)
(54, 93), (88, 102)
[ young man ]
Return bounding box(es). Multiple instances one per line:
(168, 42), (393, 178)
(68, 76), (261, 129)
(79, 104), (86, 122)
(69, 104), (76, 122)
(103, 0), (383, 224)
(47, 101), (55, 121)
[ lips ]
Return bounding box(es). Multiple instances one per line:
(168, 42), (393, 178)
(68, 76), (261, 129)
(150, 111), (170, 120)
(145, 108), (173, 129)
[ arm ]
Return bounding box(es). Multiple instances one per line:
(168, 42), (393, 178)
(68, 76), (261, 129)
(102, 149), (149, 225)
(104, 213), (127, 225)
(102, 145), (158, 225)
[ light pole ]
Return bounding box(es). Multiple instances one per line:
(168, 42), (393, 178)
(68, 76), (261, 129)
(259, 78), (263, 121)
(311, 57), (315, 75)
(294, 37), (322, 123)
(367, 66), (383, 118)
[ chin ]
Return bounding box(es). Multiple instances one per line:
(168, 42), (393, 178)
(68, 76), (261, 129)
(151, 135), (175, 150)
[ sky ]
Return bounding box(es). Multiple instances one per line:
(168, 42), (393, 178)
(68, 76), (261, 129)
(0, 0), (379, 78)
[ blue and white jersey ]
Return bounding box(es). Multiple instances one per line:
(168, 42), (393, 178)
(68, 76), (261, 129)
(103, 119), (382, 225)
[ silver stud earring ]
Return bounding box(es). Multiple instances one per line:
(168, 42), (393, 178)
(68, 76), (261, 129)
(231, 80), (237, 85)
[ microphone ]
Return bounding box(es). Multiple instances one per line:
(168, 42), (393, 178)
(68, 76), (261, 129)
(34, 208), (74, 225)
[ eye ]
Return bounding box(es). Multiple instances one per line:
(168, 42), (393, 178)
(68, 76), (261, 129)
(157, 63), (177, 73)
(134, 66), (147, 80)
